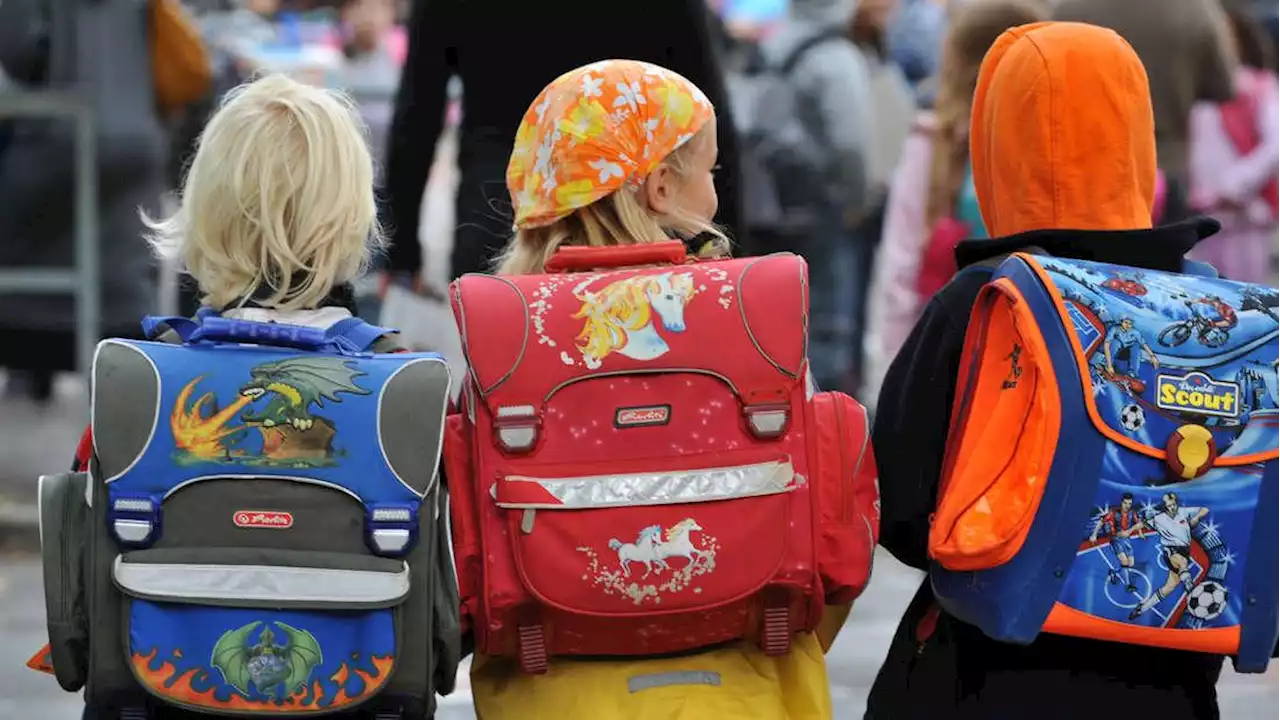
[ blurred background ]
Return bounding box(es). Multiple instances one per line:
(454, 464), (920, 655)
(0, 0), (1276, 716)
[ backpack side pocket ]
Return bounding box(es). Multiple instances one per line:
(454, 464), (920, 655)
(38, 471), (90, 692)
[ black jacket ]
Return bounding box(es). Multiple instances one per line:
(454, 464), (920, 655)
(866, 219), (1228, 720)
(384, 0), (746, 279)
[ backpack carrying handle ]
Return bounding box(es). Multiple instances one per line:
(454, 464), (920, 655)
(543, 241), (687, 273)
(142, 311), (394, 354)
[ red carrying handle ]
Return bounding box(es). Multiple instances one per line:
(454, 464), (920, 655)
(543, 241), (687, 273)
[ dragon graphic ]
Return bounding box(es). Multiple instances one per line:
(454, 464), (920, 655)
(238, 357), (370, 431)
(210, 621), (323, 700)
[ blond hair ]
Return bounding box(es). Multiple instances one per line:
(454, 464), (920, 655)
(494, 126), (729, 276)
(144, 74), (383, 311)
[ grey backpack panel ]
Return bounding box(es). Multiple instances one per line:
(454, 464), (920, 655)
(380, 357), (452, 497)
(90, 341), (160, 481)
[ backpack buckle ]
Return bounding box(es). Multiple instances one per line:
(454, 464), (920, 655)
(365, 504), (419, 557)
(517, 623), (549, 674)
(744, 403), (790, 439)
(109, 494), (160, 548)
(494, 405), (540, 453)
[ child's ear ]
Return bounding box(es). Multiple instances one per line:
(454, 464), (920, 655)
(642, 165), (678, 216)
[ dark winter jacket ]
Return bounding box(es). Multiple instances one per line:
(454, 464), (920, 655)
(866, 22), (1228, 719)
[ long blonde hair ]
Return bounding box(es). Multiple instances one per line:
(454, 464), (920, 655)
(494, 126), (729, 276)
(926, 0), (1046, 227)
(144, 74), (383, 311)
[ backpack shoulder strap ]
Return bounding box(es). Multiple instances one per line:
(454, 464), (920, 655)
(779, 28), (847, 76)
(325, 317), (400, 353)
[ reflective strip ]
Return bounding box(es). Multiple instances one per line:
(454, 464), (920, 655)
(497, 459), (796, 510)
(113, 557), (410, 605)
(628, 671), (722, 693)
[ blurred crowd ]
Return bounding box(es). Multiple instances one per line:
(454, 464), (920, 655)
(0, 0), (1275, 403)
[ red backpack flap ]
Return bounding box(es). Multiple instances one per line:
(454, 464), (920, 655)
(807, 392), (879, 604)
(449, 254), (809, 431)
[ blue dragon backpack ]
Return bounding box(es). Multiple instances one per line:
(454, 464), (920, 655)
(35, 310), (460, 718)
(929, 254), (1279, 672)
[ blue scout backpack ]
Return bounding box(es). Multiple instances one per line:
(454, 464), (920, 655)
(36, 310), (460, 718)
(929, 254), (1279, 672)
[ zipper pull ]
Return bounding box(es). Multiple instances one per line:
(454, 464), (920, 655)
(521, 509), (536, 534)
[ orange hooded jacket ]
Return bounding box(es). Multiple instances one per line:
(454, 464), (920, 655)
(970, 21), (1159, 237)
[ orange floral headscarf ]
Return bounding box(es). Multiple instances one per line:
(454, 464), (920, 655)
(507, 59), (715, 230)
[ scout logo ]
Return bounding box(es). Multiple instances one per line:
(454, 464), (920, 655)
(615, 405), (672, 428)
(1156, 372), (1240, 418)
(234, 510), (294, 529)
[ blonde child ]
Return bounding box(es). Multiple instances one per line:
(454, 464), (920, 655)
(58, 75), (397, 720)
(468, 58), (853, 720)
(145, 73), (383, 323)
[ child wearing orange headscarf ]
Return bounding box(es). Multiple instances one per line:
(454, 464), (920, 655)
(463, 59), (858, 720)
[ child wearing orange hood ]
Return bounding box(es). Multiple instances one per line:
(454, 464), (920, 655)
(866, 21), (1228, 720)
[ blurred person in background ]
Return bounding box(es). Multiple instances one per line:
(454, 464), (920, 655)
(0, 0), (175, 401)
(339, 0), (401, 172)
(1052, 0), (1237, 222)
(741, 0), (872, 392)
(861, 0), (1043, 412)
(1188, 1), (1278, 284)
(846, 0), (914, 396)
(885, 0), (948, 102)
(383, 0), (746, 289)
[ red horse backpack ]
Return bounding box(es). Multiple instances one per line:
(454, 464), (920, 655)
(443, 242), (879, 673)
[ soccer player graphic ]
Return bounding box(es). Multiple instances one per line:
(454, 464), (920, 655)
(1090, 492), (1141, 592)
(1104, 317), (1160, 381)
(1129, 492), (1209, 620)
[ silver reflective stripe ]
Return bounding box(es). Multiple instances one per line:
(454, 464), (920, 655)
(628, 671), (722, 693)
(500, 459), (795, 510)
(113, 557), (410, 605)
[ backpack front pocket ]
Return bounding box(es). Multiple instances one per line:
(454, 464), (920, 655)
(496, 457), (797, 618)
(115, 548), (407, 715)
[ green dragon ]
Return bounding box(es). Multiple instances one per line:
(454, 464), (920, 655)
(210, 621), (323, 700)
(238, 357), (370, 430)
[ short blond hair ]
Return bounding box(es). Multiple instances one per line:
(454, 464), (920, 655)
(145, 74), (383, 311)
(494, 126), (729, 276)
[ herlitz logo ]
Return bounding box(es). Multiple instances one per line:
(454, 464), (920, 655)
(615, 405), (672, 428)
(1156, 372), (1240, 418)
(233, 510), (294, 529)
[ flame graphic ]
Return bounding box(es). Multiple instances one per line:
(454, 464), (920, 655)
(130, 649), (394, 712)
(171, 377), (254, 458)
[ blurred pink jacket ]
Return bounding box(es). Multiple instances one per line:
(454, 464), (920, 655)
(1188, 67), (1279, 284)
(861, 112), (936, 411)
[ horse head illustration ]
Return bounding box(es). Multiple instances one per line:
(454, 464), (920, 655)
(572, 272), (696, 366)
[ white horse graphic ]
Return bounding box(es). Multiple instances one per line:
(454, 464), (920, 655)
(573, 272), (696, 366)
(653, 518), (709, 568)
(609, 524), (666, 578)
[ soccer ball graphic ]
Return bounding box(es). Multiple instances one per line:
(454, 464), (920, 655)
(1120, 403), (1146, 432)
(1186, 580), (1229, 620)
